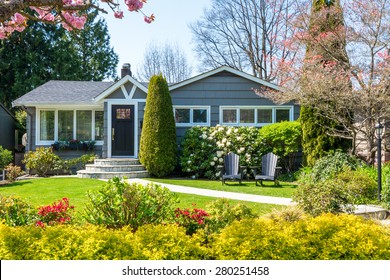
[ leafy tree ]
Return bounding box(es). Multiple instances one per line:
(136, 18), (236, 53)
(139, 74), (177, 177)
(264, 0), (389, 165)
(0, 10), (118, 108)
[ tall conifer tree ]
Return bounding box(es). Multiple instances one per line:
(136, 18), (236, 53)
(300, 0), (351, 166)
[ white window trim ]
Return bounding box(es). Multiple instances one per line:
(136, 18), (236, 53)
(219, 106), (294, 126)
(173, 106), (211, 127)
(36, 107), (104, 146)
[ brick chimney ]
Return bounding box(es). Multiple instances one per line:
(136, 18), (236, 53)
(121, 63), (132, 78)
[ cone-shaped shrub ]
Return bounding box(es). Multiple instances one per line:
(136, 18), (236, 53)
(139, 74), (177, 177)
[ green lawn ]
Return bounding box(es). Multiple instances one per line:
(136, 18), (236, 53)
(147, 178), (297, 198)
(0, 177), (284, 216)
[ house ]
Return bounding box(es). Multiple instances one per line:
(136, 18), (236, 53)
(0, 103), (16, 152)
(12, 65), (299, 161)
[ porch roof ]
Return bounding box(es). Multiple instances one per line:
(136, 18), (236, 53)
(12, 80), (114, 107)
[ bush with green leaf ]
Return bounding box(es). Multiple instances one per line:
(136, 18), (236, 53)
(0, 146), (13, 170)
(0, 195), (36, 226)
(23, 147), (61, 176)
(204, 198), (256, 234)
(139, 74), (177, 177)
(84, 178), (178, 230)
(180, 126), (266, 179)
(5, 164), (24, 182)
(298, 150), (363, 184)
(211, 214), (390, 260)
(258, 121), (302, 172)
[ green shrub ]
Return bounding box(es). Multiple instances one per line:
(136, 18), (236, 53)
(299, 151), (363, 184)
(0, 224), (207, 260)
(84, 178), (178, 230)
(258, 121), (302, 172)
(0, 195), (36, 226)
(23, 147), (61, 176)
(204, 198), (256, 234)
(139, 74), (177, 177)
(211, 214), (390, 260)
(5, 164), (24, 182)
(293, 179), (355, 216)
(62, 153), (96, 172)
(0, 146), (13, 170)
(174, 207), (209, 235)
(180, 126), (265, 179)
(265, 206), (307, 223)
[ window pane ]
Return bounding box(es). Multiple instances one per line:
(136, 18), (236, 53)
(193, 109), (207, 123)
(258, 109), (272, 123)
(95, 111), (104, 141)
(77, 111), (92, 140)
(276, 109), (290, 122)
(223, 109), (237, 123)
(58, 111), (74, 141)
(175, 108), (190, 123)
(240, 109), (255, 123)
(40, 111), (54, 141)
(116, 108), (130, 119)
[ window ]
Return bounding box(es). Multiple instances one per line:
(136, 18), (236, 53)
(276, 108), (290, 122)
(174, 106), (210, 126)
(77, 111), (92, 140)
(40, 110), (54, 141)
(175, 108), (190, 124)
(58, 111), (74, 141)
(95, 111), (104, 141)
(221, 106), (293, 126)
(240, 109), (255, 123)
(258, 109), (272, 124)
(37, 108), (103, 144)
(222, 109), (237, 123)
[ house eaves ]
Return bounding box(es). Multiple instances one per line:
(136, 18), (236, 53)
(168, 65), (281, 91)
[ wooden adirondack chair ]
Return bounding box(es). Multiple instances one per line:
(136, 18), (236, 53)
(251, 152), (281, 186)
(221, 152), (243, 185)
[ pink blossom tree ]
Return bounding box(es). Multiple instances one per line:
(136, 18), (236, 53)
(261, 0), (390, 164)
(0, 0), (154, 39)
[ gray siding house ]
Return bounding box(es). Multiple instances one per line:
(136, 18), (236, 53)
(0, 103), (16, 152)
(12, 66), (299, 159)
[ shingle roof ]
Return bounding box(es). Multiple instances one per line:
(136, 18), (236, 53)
(12, 80), (114, 107)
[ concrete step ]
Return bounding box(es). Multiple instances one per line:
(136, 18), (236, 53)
(84, 164), (146, 173)
(93, 158), (141, 166)
(77, 170), (149, 179)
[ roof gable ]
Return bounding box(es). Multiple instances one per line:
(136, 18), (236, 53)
(169, 66), (281, 91)
(94, 75), (148, 102)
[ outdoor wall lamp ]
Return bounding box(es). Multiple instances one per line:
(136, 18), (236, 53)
(375, 122), (384, 201)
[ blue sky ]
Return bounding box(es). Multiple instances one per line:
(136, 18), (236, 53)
(102, 0), (212, 78)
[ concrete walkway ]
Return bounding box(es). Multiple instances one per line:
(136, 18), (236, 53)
(127, 178), (294, 205)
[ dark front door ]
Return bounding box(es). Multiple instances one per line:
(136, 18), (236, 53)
(111, 105), (135, 156)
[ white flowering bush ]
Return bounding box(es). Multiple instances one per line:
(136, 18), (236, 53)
(180, 126), (269, 179)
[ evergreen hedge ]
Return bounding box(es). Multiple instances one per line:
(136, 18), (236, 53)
(139, 74), (177, 177)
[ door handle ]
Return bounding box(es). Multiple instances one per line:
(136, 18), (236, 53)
(112, 128), (115, 141)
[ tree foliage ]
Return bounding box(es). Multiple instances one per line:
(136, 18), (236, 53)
(190, 0), (302, 82)
(138, 41), (192, 83)
(263, 0), (390, 165)
(139, 74), (177, 177)
(0, 10), (118, 108)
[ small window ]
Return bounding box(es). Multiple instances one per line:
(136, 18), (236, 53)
(95, 111), (104, 141)
(222, 109), (237, 123)
(77, 111), (92, 141)
(58, 110), (74, 141)
(276, 109), (290, 122)
(193, 109), (207, 124)
(240, 109), (255, 123)
(175, 108), (190, 123)
(40, 110), (55, 141)
(258, 109), (272, 123)
(116, 108), (131, 119)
